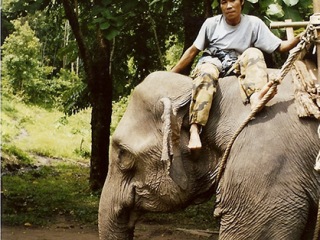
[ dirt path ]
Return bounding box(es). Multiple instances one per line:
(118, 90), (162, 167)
(2, 222), (218, 240)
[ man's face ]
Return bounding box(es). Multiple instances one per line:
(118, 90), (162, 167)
(220, 0), (244, 25)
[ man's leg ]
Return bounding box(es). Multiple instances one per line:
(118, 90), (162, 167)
(188, 63), (220, 149)
(237, 47), (277, 110)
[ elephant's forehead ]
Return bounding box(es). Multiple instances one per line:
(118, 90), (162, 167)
(112, 107), (161, 153)
(113, 125), (159, 151)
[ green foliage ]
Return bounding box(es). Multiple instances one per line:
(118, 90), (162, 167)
(60, 76), (90, 116)
(1, 19), (80, 108)
(2, 20), (44, 94)
(91, 0), (139, 40)
(2, 0), (315, 103)
(2, 165), (99, 226)
(111, 0), (185, 98)
(244, 0), (313, 22)
(111, 96), (130, 135)
(164, 36), (184, 71)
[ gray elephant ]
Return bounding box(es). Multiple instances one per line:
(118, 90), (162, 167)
(98, 70), (320, 239)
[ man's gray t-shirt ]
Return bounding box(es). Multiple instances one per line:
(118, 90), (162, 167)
(194, 14), (282, 55)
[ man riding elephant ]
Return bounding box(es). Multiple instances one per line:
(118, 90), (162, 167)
(98, 1), (320, 239)
(172, 0), (303, 149)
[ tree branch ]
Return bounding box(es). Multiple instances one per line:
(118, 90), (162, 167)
(61, 0), (92, 80)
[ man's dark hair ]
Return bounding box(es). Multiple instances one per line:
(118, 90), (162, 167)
(218, 0), (245, 4)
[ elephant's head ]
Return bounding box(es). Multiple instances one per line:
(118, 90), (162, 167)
(98, 72), (218, 239)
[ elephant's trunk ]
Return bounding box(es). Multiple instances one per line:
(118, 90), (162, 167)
(98, 173), (136, 240)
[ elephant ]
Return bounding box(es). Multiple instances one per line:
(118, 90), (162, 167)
(98, 70), (320, 239)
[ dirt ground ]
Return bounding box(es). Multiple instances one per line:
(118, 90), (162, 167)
(2, 221), (219, 240)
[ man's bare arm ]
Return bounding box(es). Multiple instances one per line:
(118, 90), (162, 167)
(277, 33), (302, 53)
(171, 45), (200, 73)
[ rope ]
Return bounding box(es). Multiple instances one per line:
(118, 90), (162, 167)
(213, 22), (320, 240)
(215, 22), (320, 238)
(215, 83), (278, 183)
(215, 23), (316, 185)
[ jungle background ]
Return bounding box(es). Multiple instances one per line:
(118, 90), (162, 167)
(1, 0), (314, 238)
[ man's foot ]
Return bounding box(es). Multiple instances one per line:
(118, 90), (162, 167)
(250, 81), (277, 112)
(188, 124), (202, 149)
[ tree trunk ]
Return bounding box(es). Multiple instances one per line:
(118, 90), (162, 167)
(89, 31), (112, 190)
(204, 0), (213, 18)
(61, 0), (111, 190)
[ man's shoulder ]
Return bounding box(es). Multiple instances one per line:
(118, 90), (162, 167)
(205, 15), (223, 24)
(242, 14), (264, 24)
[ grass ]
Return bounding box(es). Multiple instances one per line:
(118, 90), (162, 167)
(2, 95), (91, 161)
(2, 161), (217, 228)
(1, 95), (95, 226)
(2, 165), (99, 226)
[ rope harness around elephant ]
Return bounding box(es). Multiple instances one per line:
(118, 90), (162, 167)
(214, 22), (320, 240)
(215, 23), (318, 184)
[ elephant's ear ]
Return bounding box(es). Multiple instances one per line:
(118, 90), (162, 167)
(159, 91), (191, 190)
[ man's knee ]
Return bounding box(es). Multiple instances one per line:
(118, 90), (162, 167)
(242, 47), (264, 59)
(196, 63), (220, 80)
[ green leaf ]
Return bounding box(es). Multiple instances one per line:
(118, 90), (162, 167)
(299, 0), (312, 9)
(122, 1), (139, 12)
(242, 1), (255, 14)
(211, 0), (219, 10)
(101, 9), (113, 19)
(104, 28), (120, 40)
(259, 0), (275, 10)
(283, 6), (303, 21)
(93, 17), (104, 24)
(100, 22), (111, 30)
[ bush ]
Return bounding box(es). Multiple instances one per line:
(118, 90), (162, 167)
(2, 19), (80, 108)
(2, 20), (44, 98)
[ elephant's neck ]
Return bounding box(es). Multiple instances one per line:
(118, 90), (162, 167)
(207, 76), (251, 151)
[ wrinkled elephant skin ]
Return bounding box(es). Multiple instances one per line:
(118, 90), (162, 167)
(99, 71), (320, 240)
(99, 72), (217, 239)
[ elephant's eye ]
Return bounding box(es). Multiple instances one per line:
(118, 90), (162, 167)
(116, 147), (135, 171)
(118, 148), (125, 158)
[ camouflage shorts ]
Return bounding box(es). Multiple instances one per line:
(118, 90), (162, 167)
(189, 62), (220, 126)
(190, 47), (268, 126)
(236, 47), (268, 103)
